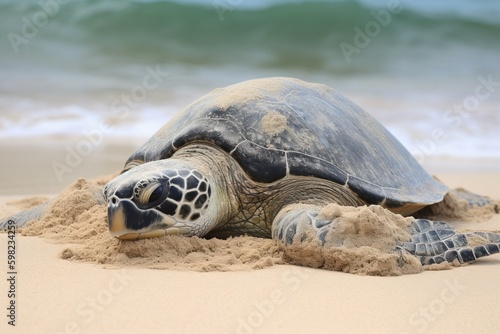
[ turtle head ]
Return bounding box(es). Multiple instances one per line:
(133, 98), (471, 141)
(104, 159), (216, 240)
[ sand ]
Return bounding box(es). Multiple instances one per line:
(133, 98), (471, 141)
(5, 174), (496, 277)
(0, 142), (499, 333)
(1, 178), (418, 275)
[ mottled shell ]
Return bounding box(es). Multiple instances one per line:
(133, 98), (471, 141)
(127, 77), (447, 208)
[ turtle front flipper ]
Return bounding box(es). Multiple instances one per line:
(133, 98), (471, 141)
(398, 219), (500, 265)
(271, 204), (328, 245)
(1, 178), (106, 232)
(272, 205), (500, 273)
(0, 202), (50, 230)
(271, 204), (425, 275)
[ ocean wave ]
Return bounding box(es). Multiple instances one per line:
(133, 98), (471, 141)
(1, 0), (498, 72)
(1, 0), (498, 161)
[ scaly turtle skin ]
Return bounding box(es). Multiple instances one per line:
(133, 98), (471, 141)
(3, 78), (500, 266)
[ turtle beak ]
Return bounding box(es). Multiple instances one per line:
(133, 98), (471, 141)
(108, 202), (126, 235)
(107, 198), (180, 240)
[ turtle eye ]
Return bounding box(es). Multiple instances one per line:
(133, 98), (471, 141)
(137, 183), (165, 206)
(148, 185), (164, 203)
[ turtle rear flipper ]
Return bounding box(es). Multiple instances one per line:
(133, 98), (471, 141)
(448, 188), (494, 207)
(398, 218), (500, 265)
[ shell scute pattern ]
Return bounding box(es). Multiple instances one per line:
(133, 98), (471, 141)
(126, 78), (447, 207)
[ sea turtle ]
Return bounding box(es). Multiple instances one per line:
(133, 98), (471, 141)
(2, 77), (500, 266)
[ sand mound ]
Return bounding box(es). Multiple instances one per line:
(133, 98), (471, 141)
(283, 204), (422, 275)
(4, 176), (497, 275)
(19, 179), (285, 272)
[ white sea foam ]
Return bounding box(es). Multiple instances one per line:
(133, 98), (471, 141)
(1, 95), (498, 162)
(0, 103), (173, 142)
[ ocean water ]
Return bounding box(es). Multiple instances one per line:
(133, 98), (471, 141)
(0, 0), (499, 164)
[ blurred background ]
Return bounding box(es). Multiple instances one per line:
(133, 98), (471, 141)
(0, 0), (499, 194)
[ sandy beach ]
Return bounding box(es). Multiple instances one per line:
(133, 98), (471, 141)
(1, 0), (499, 332)
(1, 141), (499, 334)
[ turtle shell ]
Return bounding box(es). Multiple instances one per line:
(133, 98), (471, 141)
(126, 77), (447, 208)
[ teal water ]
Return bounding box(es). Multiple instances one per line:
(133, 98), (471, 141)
(0, 0), (499, 160)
